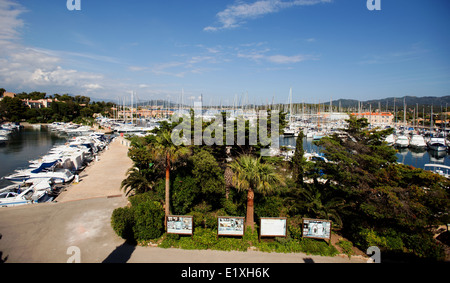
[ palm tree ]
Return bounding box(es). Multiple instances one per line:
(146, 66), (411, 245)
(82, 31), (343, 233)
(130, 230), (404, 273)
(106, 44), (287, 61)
(228, 155), (284, 230)
(299, 184), (346, 228)
(154, 130), (191, 226)
(224, 167), (233, 200)
(120, 167), (153, 196)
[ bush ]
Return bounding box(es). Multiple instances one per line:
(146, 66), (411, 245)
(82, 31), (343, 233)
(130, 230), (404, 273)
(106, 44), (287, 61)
(111, 196), (165, 243)
(337, 239), (354, 258)
(132, 200), (165, 241)
(402, 233), (445, 261)
(111, 207), (135, 242)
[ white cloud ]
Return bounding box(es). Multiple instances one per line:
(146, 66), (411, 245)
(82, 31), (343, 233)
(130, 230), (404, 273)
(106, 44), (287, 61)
(0, 0), (114, 97)
(204, 0), (332, 31)
(236, 43), (316, 64)
(84, 83), (104, 91)
(128, 66), (148, 72)
(0, 0), (27, 40)
(267, 54), (305, 64)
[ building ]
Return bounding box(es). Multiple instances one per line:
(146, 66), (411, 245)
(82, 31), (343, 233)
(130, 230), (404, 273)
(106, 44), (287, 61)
(351, 112), (394, 126)
(23, 99), (54, 109)
(0, 92), (16, 101)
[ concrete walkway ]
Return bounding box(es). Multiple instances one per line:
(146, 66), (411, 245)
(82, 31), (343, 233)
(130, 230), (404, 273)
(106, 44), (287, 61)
(56, 137), (133, 203)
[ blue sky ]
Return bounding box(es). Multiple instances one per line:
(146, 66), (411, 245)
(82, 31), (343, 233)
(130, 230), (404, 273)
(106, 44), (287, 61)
(0, 0), (449, 105)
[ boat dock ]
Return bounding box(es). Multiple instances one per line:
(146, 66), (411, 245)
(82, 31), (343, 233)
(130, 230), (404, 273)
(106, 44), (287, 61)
(56, 137), (132, 203)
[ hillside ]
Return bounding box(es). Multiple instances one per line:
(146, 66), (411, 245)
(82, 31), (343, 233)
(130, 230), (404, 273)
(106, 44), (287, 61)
(324, 96), (450, 109)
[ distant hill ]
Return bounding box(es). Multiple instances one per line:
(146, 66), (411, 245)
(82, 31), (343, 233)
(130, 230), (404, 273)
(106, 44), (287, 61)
(324, 96), (450, 109)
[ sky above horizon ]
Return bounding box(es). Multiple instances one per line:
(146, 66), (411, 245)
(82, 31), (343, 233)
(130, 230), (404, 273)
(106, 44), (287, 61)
(0, 0), (449, 105)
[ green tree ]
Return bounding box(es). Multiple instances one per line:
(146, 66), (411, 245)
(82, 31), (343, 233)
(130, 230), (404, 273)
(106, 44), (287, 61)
(291, 131), (305, 186)
(298, 184), (346, 228)
(0, 97), (28, 122)
(191, 150), (225, 203)
(229, 155), (284, 230)
(314, 117), (449, 259)
(154, 130), (191, 225)
(121, 167), (156, 196)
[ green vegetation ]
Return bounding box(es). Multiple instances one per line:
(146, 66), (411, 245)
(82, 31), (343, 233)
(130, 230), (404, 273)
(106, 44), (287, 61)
(111, 113), (450, 261)
(0, 90), (114, 123)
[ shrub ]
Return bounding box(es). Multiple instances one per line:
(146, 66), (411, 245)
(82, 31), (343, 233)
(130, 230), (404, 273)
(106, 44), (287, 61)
(336, 239), (354, 258)
(111, 207), (135, 242)
(132, 200), (165, 241)
(111, 197), (165, 243)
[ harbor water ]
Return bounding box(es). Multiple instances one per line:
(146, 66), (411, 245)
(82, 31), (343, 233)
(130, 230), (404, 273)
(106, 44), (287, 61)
(280, 136), (450, 170)
(0, 127), (67, 188)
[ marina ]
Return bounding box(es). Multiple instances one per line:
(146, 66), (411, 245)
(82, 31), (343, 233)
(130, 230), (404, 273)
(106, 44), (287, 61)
(0, 124), (115, 207)
(3, 117), (450, 208)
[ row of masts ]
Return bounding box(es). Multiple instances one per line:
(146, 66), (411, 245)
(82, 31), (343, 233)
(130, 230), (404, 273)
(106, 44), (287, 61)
(111, 89), (449, 130)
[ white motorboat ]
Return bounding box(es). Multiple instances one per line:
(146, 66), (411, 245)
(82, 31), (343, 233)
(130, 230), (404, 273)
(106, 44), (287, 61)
(304, 152), (329, 163)
(283, 128), (296, 136)
(394, 135), (409, 148)
(0, 188), (33, 207)
(0, 180), (52, 208)
(5, 160), (74, 184)
(384, 134), (395, 146)
(409, 134), (427, 148)
(66, 125), (93, 136)
(427, 137), (447, 151)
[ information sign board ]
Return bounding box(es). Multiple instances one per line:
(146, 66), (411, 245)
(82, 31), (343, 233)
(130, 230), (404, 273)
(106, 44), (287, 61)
(217, 217), (245, 236)
(302, 218), (332, 240)
(167, 215), (193, 235)
(260, 218), (287, 238)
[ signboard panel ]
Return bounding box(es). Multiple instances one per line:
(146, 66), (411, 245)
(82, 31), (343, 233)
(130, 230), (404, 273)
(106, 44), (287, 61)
(217, 217), (245, 236)
(260, 218), (287, 237)
(302, 218), (332, 240)
(167, 215), (193, 235)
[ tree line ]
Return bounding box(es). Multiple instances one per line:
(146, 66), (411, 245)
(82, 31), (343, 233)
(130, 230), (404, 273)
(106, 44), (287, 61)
(0, 89), (114, 123)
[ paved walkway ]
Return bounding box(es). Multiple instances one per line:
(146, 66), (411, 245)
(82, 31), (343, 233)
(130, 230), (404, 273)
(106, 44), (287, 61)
(56, 137), (133, 203)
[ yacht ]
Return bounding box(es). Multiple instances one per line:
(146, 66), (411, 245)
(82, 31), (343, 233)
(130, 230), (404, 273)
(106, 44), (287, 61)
(0, 180), (53, 208)
(304, 152), (329, 163)
(409, 134), (427, 149)
(5, 161), (74, 184)
(427, 136), (447, 152)
(394, 135), (409, 148)
(384, 134), (395, 146)
(283, 127), (296, 136)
